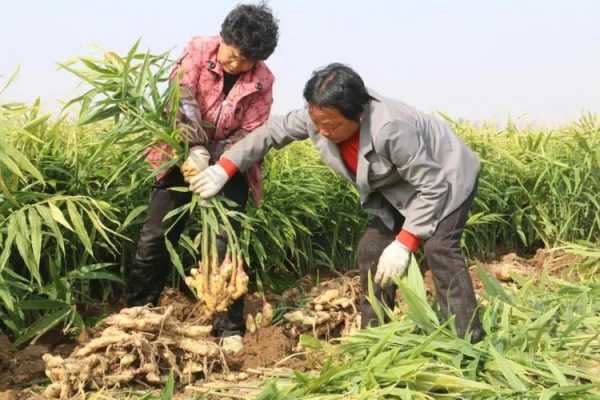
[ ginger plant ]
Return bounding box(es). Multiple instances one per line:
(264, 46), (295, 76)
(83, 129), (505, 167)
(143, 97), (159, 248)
(62, 40), (250, 319)
(183, 197), (249, 320)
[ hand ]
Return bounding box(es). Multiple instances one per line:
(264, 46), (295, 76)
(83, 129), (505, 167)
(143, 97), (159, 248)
(181, 146), (210, 184)
(374, 240), (411, 287)
(189, 164), (229, 198)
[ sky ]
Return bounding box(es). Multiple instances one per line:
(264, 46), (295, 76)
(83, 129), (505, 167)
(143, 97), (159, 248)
(1, 1), (599, 126)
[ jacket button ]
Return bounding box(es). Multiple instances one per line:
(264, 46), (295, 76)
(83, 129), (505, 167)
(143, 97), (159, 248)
(208, 61), (216, 70)
(255, 82), (263, 91)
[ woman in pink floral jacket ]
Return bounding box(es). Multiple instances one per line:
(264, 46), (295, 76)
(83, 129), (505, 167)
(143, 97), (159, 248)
(128, 4), (279, 339)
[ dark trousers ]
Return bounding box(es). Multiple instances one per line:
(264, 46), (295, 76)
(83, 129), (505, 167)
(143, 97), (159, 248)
(127, 169), (248, 336)
(358, 184), (483, 342)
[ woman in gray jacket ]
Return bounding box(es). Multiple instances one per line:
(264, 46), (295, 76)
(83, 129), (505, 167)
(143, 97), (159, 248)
(192, 63), (484, 342)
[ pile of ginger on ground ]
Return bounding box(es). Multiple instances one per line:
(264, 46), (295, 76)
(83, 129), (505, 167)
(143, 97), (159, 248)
(41, 267), (361, 399)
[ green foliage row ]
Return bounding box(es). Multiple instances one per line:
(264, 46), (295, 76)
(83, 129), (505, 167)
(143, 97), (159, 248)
(458, 113), (600, 255)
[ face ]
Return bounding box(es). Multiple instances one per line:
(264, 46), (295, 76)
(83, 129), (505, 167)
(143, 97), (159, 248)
(217, 41), (256, 75)
(308, 105), (360, 143)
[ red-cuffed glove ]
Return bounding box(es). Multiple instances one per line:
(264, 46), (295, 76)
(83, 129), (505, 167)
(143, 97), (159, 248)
(374, 230), (420, 287)
(189, 158), (238, 198)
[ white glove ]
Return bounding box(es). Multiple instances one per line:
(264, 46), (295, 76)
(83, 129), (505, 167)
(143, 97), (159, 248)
(221, 334), (244, 354)
(181, 146), (210, 184)
(374, 240), (412, 288)
(189, 164), (229, 198)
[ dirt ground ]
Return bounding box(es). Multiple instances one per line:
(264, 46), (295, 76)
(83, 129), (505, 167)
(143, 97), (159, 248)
(0, 332), (75, 399)
(0, 249), (580, 399)
(229, 326), (295, 371)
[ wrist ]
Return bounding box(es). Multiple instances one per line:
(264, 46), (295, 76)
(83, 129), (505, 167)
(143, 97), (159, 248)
(190, 145), (205, 153)
(217, 158), (238, 178)
(396, 229), (420, 252)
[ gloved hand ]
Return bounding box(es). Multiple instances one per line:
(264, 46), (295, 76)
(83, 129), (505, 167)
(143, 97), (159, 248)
(374, 240), (412, 287)
(181, 146), (210, 184)
(221, 334), (244, 355)
(190, 164), (229, 198)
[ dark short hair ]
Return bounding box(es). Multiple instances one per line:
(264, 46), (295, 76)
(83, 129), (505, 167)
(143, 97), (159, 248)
(220, 3), (279, 61)
(303, 63), (377, 121)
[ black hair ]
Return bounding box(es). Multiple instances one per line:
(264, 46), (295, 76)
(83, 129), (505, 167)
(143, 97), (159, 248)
(220, 2), (279, 61)
(303, 63), (377, 121)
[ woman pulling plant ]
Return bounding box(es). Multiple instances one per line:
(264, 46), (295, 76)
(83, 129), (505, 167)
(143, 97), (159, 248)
(128, 3), (279, 342)
(193, 63), (484, 342)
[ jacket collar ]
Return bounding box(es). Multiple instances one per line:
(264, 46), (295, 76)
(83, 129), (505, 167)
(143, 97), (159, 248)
(355, 110), (374, 196)
(206, 55), (267, 101)
(313, 136), (354, 182)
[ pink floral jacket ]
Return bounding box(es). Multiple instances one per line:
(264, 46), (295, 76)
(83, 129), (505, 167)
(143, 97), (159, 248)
(145, 35), (274, 204)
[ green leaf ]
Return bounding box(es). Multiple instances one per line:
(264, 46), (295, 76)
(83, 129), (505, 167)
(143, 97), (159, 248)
(0, 277), (16, 312)
(539, 388), (557, 400)
(2, 140), (45, 182)
(79, 57), (113, 74)
(529, 305), (559, 330)
(134, 51), (151, 99)
(543, 356), (568, 387)
(489, 344), (527, 392)
(14, 211), (41, 285)
(35, 205), (65, 254)
(160, 369), (174, 400)
(0, 219), (16, 272)
(122, 38), (141, 100)
(48, 202), (73, 231)
(119, 205), (148, 231)
(396, 274), (439, 333)
(364, 329), (394, 365)
(366, 270), (385, 326)
(20, 299), (72, 310)
(23, 114), (51, 132)
(28, 208), (43, 270)
(0, 66), (20, 95)
(165, 239), (185, 279)
(79, 105), (120, 125)
(66, 263), (124, 284)
(476, 263), (514, 305)
(0, 173), (19, 207)
(66, 201), (93, 255)
(82, 206), (117, 253)
(14, 305), (71, 347)
(0, 150), (26, 181)
(404, 256), (427, 301)
(299, 334), (323, 350)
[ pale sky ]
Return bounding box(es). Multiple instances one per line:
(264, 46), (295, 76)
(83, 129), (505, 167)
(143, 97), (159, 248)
(1, 1), (599, 125)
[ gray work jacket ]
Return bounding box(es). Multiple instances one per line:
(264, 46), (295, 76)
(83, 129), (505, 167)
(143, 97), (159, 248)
(223, 90), (480, 239)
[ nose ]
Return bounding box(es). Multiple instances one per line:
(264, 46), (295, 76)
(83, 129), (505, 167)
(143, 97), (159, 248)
(225, 61), (238, 71)
(318, 128), (331, 138)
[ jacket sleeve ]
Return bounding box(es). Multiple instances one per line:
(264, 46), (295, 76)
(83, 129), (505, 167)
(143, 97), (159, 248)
(222, 108), (311, 172)
(172, 38), (208, 146)
(381, 120), (449, 239)
(174, 37), (205, 91)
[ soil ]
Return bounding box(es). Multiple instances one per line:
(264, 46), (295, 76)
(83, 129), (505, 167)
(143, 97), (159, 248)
(0, 249), (582, 397)
(0, 333), (76, 392)
(227, 325), (296, 371)
(0, 332), (76, 400)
